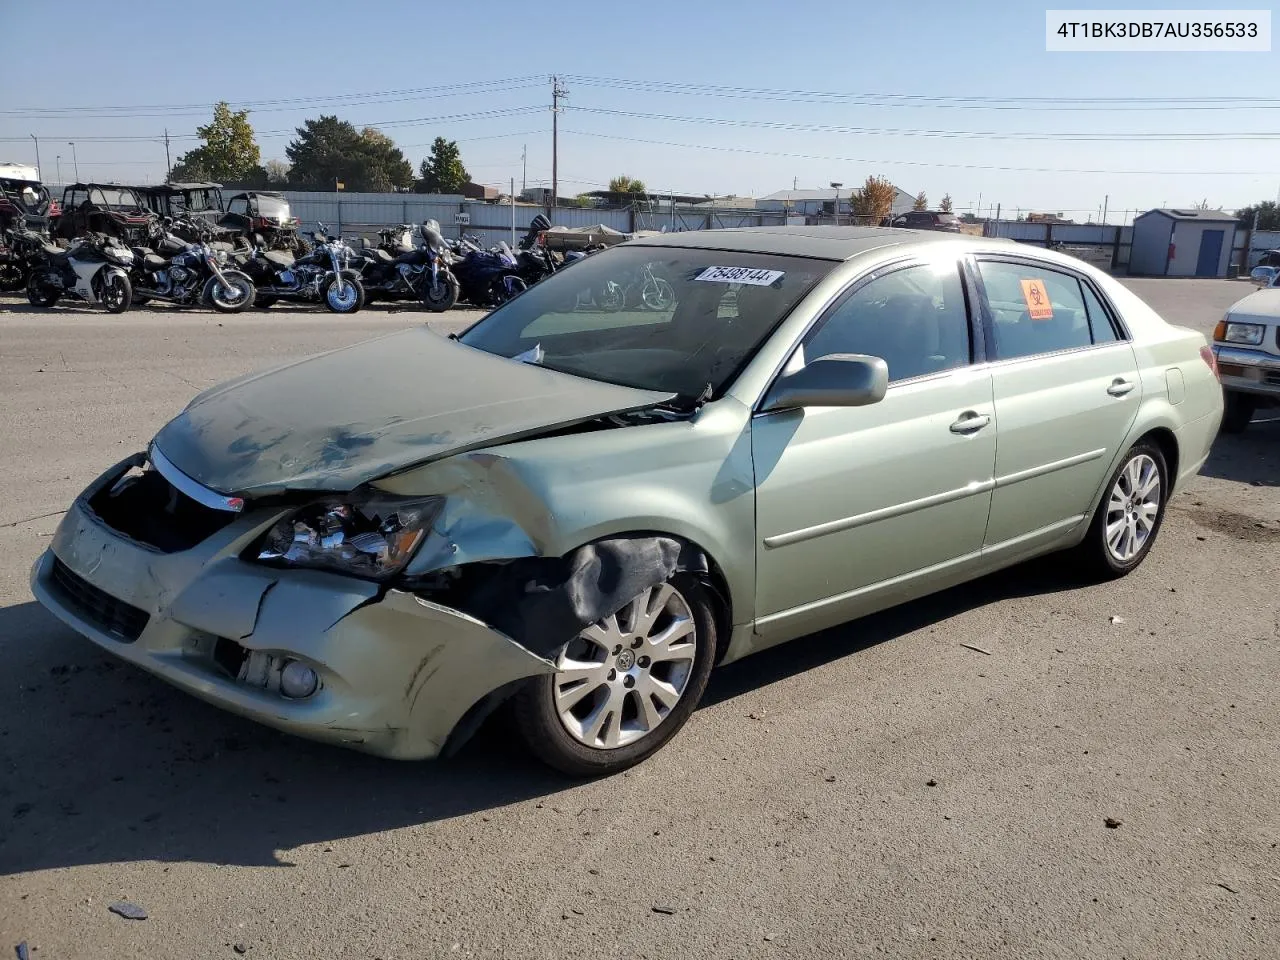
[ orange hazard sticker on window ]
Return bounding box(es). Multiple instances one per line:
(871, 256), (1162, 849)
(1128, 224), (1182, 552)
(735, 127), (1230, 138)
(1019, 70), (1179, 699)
(1019, 278), (1054, 320)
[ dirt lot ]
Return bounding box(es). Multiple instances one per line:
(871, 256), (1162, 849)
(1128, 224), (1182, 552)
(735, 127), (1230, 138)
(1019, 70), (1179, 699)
(1, 281), (1277, 960)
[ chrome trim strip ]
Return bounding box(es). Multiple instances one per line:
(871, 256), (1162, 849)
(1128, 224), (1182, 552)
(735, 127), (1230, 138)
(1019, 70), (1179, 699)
(762, 478), (994, 549)
(1214, 345), (1280, 370)
(148, 444), (244, 513)
(994, 448), (1106, 489)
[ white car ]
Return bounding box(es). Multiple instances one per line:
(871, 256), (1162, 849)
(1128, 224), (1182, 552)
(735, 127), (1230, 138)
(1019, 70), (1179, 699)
(1214, 286), (1280, 432)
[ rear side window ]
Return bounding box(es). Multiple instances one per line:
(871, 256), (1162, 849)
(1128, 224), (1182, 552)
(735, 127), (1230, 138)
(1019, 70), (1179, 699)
(1080, 281), (1121, 343)
(977, 261), (1096, 360)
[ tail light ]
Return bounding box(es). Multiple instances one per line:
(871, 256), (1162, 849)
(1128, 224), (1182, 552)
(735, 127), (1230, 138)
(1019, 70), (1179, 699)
(1199, 344), (1219, 380)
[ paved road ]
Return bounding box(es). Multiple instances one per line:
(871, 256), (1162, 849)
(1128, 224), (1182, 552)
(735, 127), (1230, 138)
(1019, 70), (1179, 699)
(1, 281), (1277, 959)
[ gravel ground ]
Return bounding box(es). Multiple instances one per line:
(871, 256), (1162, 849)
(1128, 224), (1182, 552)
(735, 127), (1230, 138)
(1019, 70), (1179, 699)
(0, 281), (1277, 960)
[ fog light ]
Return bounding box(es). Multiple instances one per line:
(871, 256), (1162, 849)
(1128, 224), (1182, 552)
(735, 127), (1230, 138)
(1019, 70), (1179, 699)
(279, 660), (319, 699)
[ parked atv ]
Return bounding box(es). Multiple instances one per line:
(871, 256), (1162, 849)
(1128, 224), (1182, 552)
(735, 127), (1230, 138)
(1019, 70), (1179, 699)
(219, 191), (310, 255)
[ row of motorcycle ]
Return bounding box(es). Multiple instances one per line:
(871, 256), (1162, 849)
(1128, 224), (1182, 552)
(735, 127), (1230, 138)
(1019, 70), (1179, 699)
(5, 212), (600, 316)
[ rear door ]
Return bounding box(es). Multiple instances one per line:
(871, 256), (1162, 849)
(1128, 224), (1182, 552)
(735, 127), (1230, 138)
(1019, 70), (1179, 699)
(973, 256), (1140, 550)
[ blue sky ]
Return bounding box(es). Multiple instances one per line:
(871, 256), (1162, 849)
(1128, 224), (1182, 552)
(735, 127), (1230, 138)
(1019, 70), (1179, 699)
(4, 0), (1277, 220)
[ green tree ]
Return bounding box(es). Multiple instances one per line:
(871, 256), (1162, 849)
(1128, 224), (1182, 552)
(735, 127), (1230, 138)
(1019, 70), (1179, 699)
(416, 137), (471, 194)
(1234, 200), (1279, 229)
(609, 175), (647, 194)
(285, 116), (414, 192)
(852, 175), (898, 223)
(913, 190), (928, 211)
(939, 193), (953, 213)
(170, 102), (262, 183)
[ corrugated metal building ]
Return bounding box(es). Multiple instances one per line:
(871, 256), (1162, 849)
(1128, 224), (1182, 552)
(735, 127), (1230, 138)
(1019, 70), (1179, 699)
(1129, 208), (1237, 277)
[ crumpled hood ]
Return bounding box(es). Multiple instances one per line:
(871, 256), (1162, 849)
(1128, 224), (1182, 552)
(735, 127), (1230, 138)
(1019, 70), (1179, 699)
(152, 327), (673, 496)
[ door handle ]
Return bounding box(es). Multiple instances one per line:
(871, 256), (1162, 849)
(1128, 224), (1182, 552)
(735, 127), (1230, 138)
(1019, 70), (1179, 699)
(1107, 378), (1135, 397)
(950, 412), (991, 434)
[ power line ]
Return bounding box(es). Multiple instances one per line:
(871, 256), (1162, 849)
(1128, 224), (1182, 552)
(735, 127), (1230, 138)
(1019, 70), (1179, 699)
(0, 76), (547, 119)
(564, 74), (1280, 111)
(0, 107), (545, 144)
(560, 129), (1279, 176)
(565, 106), (1280, 141)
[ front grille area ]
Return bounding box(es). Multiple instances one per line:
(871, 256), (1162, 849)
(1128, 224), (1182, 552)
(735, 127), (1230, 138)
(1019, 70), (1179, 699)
(49, 558), (150, 642)
(87, 468), (236, 553)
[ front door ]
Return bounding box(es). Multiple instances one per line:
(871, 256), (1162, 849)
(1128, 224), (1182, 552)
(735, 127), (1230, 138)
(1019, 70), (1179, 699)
(753, 258), (996, 642)
(1196, 230), (1224, 277)
(973, 257), (1140, 550)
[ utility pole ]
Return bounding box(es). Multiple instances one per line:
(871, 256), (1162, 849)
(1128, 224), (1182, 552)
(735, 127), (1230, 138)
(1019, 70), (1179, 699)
(29, 134), (41, 179)
(56, 155), (61, 183)
(164, 129), (172, 182)
(521, 143), (527, 193)
(550, 76), (567, 221)
(68, 142), (79, 181)
(1101, 194), (1108, 225)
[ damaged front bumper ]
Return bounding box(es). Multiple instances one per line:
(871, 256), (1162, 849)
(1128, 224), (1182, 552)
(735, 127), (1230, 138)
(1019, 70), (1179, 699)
(29, 455), (554, 760)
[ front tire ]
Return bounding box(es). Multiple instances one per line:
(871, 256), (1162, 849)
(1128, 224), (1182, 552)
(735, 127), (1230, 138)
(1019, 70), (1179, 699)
(100, 273), (132, 314)
(0, 262), (28, 291)
(512, 573), (717, 777)
(205, 272), (255, 313)
(421, 272), (459, 313)
(324, 271), (365, 314)
(1220, 391), (1256, 434)
(1075, 440), (1168, 580)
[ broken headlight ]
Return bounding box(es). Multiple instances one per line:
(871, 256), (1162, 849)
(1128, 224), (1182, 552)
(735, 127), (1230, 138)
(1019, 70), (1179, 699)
(254, 494), (443, 580)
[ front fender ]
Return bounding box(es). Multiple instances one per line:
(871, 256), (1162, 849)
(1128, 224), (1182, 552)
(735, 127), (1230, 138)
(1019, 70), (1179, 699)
(374, 397), (759, 626)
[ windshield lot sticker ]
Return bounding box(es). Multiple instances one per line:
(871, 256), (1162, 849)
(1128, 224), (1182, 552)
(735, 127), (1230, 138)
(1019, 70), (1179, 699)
(1019, 278), (1054, 320)
(695, 266), (785, 286)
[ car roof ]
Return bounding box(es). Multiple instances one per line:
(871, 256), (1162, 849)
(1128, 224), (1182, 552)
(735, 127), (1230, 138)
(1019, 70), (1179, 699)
(625, 225), (1014, 262)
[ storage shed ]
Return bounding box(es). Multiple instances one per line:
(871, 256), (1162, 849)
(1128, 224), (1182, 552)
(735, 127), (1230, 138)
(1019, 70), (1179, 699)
(1129, 209), (1237, 277)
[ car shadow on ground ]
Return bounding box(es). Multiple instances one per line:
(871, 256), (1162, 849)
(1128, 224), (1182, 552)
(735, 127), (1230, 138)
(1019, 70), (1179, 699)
(1198, 413), (1280, 486)
(0, 554), (1084, 876)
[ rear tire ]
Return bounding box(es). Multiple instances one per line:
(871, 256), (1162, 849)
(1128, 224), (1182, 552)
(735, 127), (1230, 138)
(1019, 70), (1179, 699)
(1220, 391), (1256, 434)
(0, 262), (27, 291)
(1073, 440), (1168, 580)
(324, 271), (365, 314)
(25, 274), (59, 308)
(512, 573), (717, 777)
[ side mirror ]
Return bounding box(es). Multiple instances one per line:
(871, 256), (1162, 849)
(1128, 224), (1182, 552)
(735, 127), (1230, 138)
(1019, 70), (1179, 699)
(760, 354), (889, 413)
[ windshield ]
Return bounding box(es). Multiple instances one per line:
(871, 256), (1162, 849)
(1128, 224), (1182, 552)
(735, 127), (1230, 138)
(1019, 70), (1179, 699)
(91, 188), (141, 209)
(459, 245), (834, 398)
(255, 195), (290, 219)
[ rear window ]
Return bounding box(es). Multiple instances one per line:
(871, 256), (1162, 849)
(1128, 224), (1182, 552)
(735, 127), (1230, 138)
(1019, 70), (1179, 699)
(977, 261), (1095, 359)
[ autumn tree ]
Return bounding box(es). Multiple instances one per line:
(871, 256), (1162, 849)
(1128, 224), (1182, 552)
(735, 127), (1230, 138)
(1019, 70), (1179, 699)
(264, 159), (291, 185)
(852, 175), (898, 223)
(609, 175), (647, 194)
(939, 193), (953, 213)
(416, 137), (471, 194)
(913, 190), (928, 211)
(285, 116), (414, 192)
(170, 102), (263, 183)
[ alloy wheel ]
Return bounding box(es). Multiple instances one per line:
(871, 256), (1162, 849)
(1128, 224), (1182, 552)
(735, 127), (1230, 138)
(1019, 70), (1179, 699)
(1104, 453), (1161, 563)
(553, 582), (698, 750)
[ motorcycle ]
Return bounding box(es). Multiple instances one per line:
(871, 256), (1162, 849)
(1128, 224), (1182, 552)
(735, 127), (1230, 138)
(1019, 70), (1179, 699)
(350, 222), (442, 304)
(0, 225), (52, 292)
(236, 223), (365, 314)
(417, 220), (460, 313)
(448, 235), (526, 307)
(26, 231), (134, 313)
(129, 217), (255, 313)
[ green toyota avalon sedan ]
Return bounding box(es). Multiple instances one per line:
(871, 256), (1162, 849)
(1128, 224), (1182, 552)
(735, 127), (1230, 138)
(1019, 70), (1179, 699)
(31, 227), (1223, 775)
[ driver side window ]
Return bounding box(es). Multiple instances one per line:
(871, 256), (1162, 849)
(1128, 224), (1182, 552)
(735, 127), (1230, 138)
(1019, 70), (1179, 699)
(803, 261), (972, 383)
